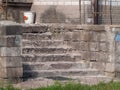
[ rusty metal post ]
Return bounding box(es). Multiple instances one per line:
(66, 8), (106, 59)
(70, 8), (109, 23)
(92, 0), (99, 24)
(110, 0), (112, 25)
(5, 0), (8, 20)
(79, 0), (81, 24)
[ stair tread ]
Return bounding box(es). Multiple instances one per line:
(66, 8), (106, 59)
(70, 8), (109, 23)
(22, 53), (81, 56)
(22, 46), (71, 48)
(23, 69), (103, 78)
(23, 32), (52, 35)
(23, 61), (88, 65)
(70, 75), (112, 78)
(22, 39), (63, 42)
(22, 47), (73, 49)
(24, 69), (99, 72)
(28, 75), (112, 80)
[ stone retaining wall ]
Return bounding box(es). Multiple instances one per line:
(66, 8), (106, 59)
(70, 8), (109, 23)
(0, 21), (23, 83)
(0, 21), (120, 83)
(21, 24), (119, 78)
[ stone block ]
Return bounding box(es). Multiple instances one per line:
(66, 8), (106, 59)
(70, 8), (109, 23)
(23, 40), (64, 48)
(74, 55), (81, 61)
(90, 52), (99, 61)
(0, 36), (21, 47)
(22, 25), (48, 33)
(80, 41), (89, 51)
(90, 42), (99, 52)
(80, 31), (91, 41)
(105, 72), (115, 77)
(81, 51), (91, 60)
(22, 47), (73, 54)
(64, 32), (73, 41)
(0, 67), (23, 78)
(50, 62), (89, 70)
(99, 52), (108, 62)
(90, 32), (100, 41)
(115, 56), (120, 63)
(0, 57), (22, 67)
(70, 41), (81, 50)
(100, 32), (107, 42)
(22, 55), (75, 62)
(90, 62), (106, 71)
(0, 24), (22, 35)
(115, 63), (120, 72)
(23, 69), (101, 78)
(22, 33), (52, 41)
(115, 42), (120, 56)
(0, 47), (21, 56)
(50, 63), (72, 69)
(105, 63), (115, 73)
(63, 41), (72, 46)
(115, 72), (120, 78)
(51, 32), (64, 40)
(99, 42), (108, 52)
(72, 31), (81, 41)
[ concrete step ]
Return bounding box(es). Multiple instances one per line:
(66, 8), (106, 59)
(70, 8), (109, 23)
(22, 40), (66, 48)
(70, 75), (112, 85)
(14, 75), (112, 89)
(23, 69), (103, 78)
(22, 54), (81, 62)
(22, 32), (52, 41)
(23, 61), (90, 70)
(22, 24), (49, 33)
(22, 47), (76, 54)
(22, 32), (64, 41)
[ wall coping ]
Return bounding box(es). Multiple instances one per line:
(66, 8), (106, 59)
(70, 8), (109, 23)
(21, 23), (107, 32)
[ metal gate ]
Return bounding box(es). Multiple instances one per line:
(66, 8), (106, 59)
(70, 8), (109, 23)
(79, 0), (120, 25)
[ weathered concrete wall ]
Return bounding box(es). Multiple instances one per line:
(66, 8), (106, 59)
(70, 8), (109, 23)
(31, 5), (80, 24)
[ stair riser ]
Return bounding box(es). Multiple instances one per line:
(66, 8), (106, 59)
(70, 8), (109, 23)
(22, 33), (64, 41)
(22, 55), (76, 62)
(22, 41), (65, 48)
(22, 48), (75, 54)
(22, 34), (52, 41)
(23, 63), (90, 70)
(23, 71), (102, 78)
(23, 26), (48, 33)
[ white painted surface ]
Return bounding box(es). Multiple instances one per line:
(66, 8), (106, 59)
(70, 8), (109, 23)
(24, 12), (35, 24)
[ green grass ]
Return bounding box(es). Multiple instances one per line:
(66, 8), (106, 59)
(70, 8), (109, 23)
(0, 84), (20, 90)
(30, 81), (120, 90)
(1, 81), (120, 90)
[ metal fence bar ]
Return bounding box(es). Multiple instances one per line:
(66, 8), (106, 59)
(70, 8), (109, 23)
(79, 0), (81, 24)
(110, 0), (112, 25)
(5, 0), (7, 20)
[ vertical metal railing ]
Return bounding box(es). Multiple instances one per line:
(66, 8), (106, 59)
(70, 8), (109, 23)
(79, 0), (114, 25)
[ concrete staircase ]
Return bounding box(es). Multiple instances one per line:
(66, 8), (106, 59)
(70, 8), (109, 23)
(22, 32), (109, 82)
